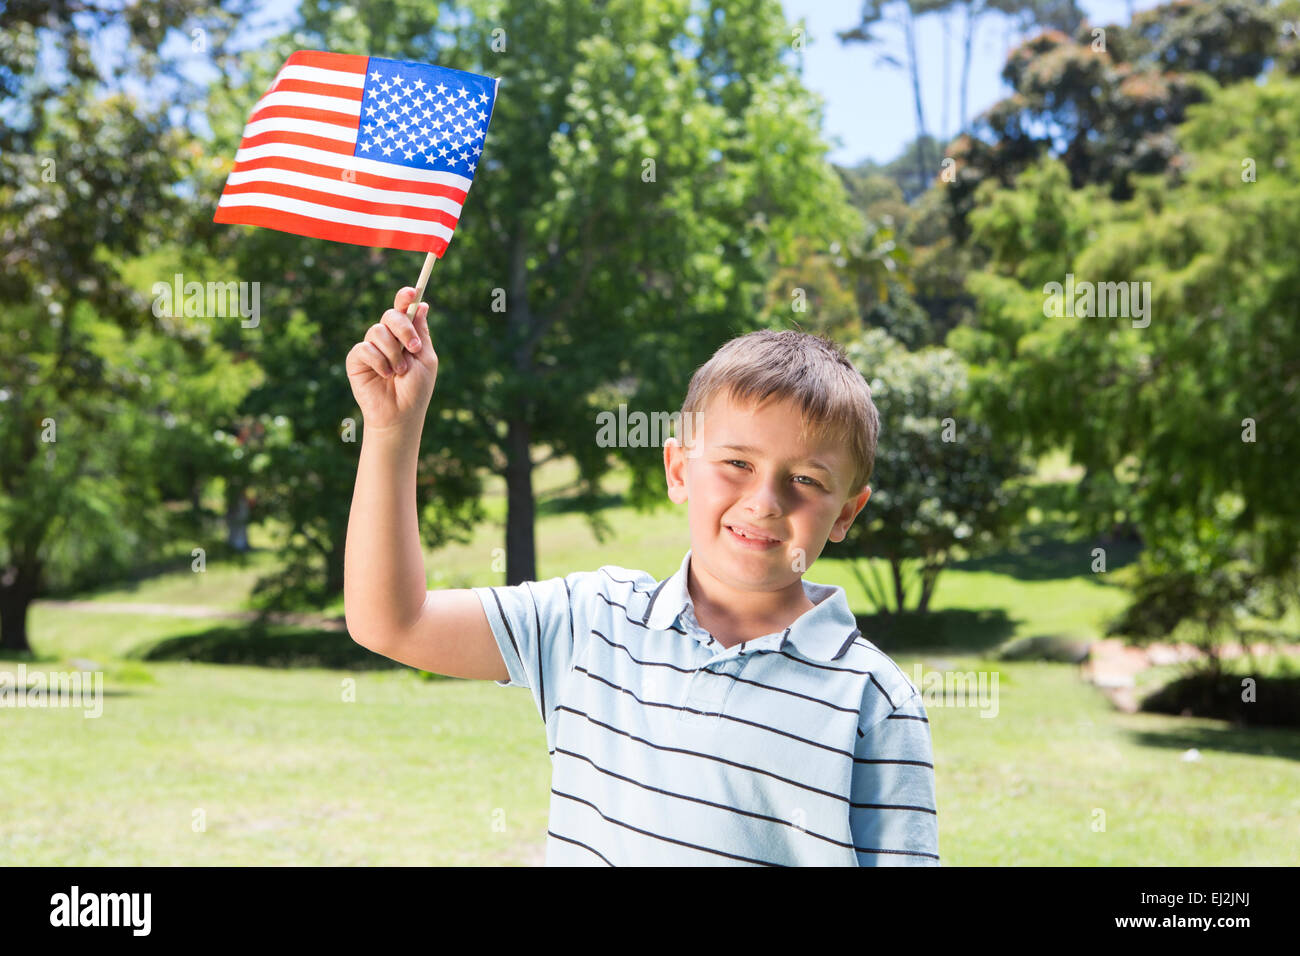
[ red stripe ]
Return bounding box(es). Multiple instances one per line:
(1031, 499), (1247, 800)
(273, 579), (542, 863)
(215, 204), (448, 256)
(283, 50), (368, 74)
(237, 128), (355, 155)
(268, 77), (364, 101)
(220, 180), (460, 231)
(247, 103), (358, 129)
(228, 154), (468, 202)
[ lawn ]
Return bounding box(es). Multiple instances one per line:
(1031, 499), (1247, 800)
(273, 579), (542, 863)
(3, 452), (1297, 865)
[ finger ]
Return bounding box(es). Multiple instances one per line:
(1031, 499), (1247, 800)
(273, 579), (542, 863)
(359, 341), (395, 378)
(393, 286), (417, 313)
(380, 307), (422, 355)
(412, 302), (434, 358)
(364, 322), (407, 372)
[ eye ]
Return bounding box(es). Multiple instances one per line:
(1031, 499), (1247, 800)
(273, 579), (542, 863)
(793, 475), (822, 488)
(725, 460), (822, 489)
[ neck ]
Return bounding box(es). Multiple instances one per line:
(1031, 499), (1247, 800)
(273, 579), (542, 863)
(686, 557), (816, 642)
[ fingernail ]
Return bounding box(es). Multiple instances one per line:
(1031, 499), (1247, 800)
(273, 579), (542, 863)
(408, 338), (421, 351)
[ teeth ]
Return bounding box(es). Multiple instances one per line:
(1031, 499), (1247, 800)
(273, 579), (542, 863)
(731, 526), (773, 542)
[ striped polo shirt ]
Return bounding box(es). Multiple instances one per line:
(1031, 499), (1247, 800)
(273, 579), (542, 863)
(472, 548), (940, 866)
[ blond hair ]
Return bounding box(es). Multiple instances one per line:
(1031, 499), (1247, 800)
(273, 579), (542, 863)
(678, 329), (880, 492)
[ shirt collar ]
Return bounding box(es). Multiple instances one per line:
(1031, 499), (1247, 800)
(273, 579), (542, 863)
(640, 549), (862, 662)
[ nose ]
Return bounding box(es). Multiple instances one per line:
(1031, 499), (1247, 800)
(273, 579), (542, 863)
(743, 473), (784, 518)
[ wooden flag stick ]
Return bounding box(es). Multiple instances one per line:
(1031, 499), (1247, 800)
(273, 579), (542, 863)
(406, 251), (438, 320)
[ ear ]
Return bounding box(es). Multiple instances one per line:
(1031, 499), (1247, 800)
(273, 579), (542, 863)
(829, 485), (871, 542)
(665, 437), (688, 504)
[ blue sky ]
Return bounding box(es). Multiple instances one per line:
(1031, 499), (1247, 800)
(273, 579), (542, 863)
(174, 0), (1169, 167)
(783, 0), (1169, 165)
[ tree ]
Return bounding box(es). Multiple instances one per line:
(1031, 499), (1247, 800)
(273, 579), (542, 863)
(827, 328), (1029, 613)
(201, 0), (859, 595)
(0, 1), (253, 652)
(952, 71), (1300, 663)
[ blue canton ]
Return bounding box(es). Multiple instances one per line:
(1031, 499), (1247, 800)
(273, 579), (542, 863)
(354, 56), (497, 176)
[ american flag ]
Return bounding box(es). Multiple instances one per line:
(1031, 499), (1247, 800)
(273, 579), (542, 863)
(214, 51), (499, 256)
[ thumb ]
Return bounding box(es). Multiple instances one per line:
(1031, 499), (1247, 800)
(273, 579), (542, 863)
(413, 302), (432, 355)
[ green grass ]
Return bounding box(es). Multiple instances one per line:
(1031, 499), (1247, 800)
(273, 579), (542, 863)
(4, 452), (1298, 865)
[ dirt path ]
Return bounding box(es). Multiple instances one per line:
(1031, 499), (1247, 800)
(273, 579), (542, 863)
(1080, 637), (1300, 712)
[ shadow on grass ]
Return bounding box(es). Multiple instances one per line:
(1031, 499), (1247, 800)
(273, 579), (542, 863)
(131, 623), (429, 672)
(42, 541), (273, 601)
(854, 608), (1016, 655)
(949, 520), (1141, 582)
(1125, 723), (1300, 762)
(536, 490), (625, 517)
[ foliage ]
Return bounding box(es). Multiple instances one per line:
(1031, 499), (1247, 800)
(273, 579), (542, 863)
(953, 70), (1300, 658)
(827, 327), (1030, 613)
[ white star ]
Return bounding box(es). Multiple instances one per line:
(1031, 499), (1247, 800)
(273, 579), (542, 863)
(475, 110), (486, 122)
(366, 104), (380, 116)
(401, 102), (412, 114)
(425, 152), (437, 164)
(387, 111), (398, 122)
(423, 90), (434, 102)
(439, 147), (449, 157)
(473, 144), (482, 155)
(421, 108), (432, 120)
(398, 119), (410, 132)
(360, 141), (372, 152)
(380, 80), (391, 93)
(404, 148), (414, 159)
(435, 82), (447, 94)
(434, 100), (445, 113)
(477, 91), (488, 103)
(414, 78), (425, 91)
(458, 150), (467, 162)
(369, 70), (381, 81)
(459, 86), (470, 99)
(363, 123), (375, 135)
(455, 104), (466, 116)
(381, 144), (394, 156)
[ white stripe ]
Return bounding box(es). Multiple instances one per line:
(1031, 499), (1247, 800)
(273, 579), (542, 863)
(225, 166), (464, 217)
(273, 64), (366, 89)
(242, 116), (356, 144)
(217, 192), (455, 241)
(251, 90), (361, 119)
(233, 140), (473, 191)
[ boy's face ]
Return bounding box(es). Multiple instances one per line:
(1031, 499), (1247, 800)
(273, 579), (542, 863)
(663, 391), (872, 595)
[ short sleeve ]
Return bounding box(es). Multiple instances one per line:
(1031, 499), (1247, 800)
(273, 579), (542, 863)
(849, 687), (941, 866)
(472, 574), (579, 734)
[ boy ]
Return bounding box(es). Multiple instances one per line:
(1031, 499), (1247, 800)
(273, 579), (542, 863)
(344, 287), (940, 866)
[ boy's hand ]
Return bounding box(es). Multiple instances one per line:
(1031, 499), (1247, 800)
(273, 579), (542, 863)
(346, 287), (438, 434)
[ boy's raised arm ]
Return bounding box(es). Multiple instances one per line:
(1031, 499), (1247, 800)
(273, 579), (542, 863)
(342, 286), (507, 682)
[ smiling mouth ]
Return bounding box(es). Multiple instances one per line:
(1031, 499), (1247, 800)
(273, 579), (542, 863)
(726, 525), (781, 544)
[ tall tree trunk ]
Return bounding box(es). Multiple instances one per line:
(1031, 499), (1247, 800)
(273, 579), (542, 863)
(918, 566), (941, 614)
(890, 557), (907, 613)
(941, 11), (951, 144)
(0, 561), (41, 654)
(225, 485), (250, 551)
(504, 234), (538, 586)
(325, 534), (346, 595)
(904, 6), (931, 196)
(959, 3), (976, 133)
(504, 417), (536, 584)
